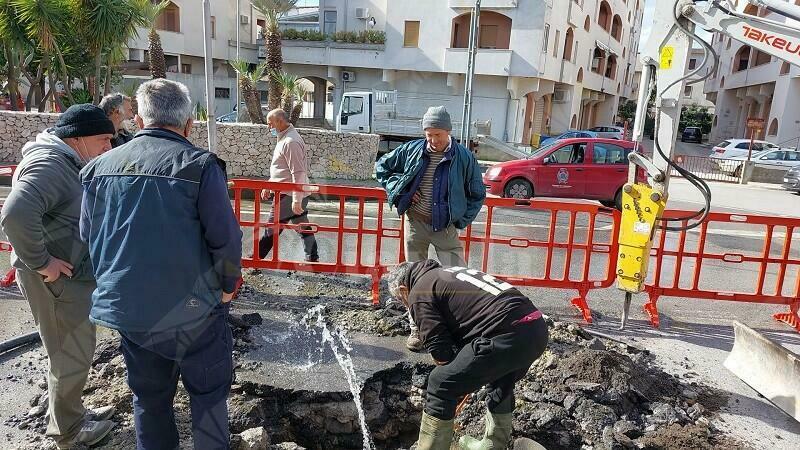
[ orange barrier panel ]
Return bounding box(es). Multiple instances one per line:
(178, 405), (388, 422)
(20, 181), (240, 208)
(0, 165), (16, 287)
(643, 210), (800, 331)
(229, 179), (400, 305)
(229, 179), (620, 316)
(460, 197), (620, 323)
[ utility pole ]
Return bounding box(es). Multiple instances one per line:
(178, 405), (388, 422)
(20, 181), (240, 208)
(460, 0), (481, 147)
(236, 0), (241, 120)
(203, 0), (217, 151)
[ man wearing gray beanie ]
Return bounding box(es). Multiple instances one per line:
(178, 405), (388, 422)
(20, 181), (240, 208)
(1, 104), (117, 448)
(376, 105), (485, 351)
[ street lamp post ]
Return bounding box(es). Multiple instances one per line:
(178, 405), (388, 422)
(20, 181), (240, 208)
(203, 0), (217, 151)
(460, 0), (481, 147)
(236, 0), (241, 120)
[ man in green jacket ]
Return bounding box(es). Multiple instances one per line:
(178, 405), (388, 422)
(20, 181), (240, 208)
(375, 106), (486, 351)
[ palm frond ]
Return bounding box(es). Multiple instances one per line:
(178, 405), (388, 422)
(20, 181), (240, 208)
(12, 0), (70, 52)
(251, 0), (298, 30)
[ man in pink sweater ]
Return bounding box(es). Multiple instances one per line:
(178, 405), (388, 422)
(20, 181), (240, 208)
(258, 109), (319, 262)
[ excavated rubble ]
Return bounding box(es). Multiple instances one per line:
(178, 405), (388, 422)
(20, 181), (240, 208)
(2, 271), (745, 450)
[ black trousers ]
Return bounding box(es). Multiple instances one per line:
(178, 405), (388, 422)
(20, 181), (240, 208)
(120, 305), (233, 450)
(258, 195), (318, 261)
(425, 315), (549, 420)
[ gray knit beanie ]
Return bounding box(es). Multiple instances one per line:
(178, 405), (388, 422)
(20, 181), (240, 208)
(422, 106), (452, 131)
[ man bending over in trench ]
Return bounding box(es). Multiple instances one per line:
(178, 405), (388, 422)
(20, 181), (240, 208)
(386, 260), (549, 450)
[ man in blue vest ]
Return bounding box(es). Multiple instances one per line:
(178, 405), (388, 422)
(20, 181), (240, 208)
(80, 79), (242, 449)
(376, 106), (486, 351)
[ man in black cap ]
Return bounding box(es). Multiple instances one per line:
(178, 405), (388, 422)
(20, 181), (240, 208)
(386, 260), (549, 450)
(1, 104), (117, 448)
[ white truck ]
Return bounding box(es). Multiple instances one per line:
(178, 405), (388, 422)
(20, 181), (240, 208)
(336, 90), (490, 149)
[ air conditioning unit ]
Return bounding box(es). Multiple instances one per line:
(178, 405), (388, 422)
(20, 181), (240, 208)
(342, 71), (356, 82)
(553, 89), (570, 103)
(355, 8), (369, 19)
(240, 15), (249, 25)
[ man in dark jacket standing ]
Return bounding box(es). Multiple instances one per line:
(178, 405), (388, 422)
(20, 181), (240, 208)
(0, 104), (117, 448)
(376, 106), (486, 351)
(80, 79), (242, 449)
(386, 260), (549, 450)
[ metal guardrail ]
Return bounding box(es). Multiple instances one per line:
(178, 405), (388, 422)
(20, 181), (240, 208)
(669, 154), (743, 183)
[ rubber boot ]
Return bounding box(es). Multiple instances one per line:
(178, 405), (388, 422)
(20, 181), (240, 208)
(458, 411), (513, 450)
(416, 412), (455, 450)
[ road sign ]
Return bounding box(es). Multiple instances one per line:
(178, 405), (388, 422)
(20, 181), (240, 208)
(747, 117), (765, 130)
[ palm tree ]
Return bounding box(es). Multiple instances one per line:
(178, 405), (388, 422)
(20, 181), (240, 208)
(78, 0), (147, 103)
(250, 0), (298, 110)
(0, 0), (32, 110)
(134, 0), (169, 79)
(12, 0), (73, 111)
(289, 82), (306, 125)
(273, 70), (297, 115)
(230, 59), (266, 124)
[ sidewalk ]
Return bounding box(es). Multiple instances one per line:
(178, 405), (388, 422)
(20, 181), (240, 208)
(668, 178), (798, 217)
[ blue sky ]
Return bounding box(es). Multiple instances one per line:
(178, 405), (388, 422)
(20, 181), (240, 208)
(640, 0), (711, 48)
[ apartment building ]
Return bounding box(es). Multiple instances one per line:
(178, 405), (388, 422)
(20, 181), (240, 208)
(124, 0), (265, 115)
(705, 1), (800, 145)
(275, 0), (644, 143)
(683, 48), (716, 114)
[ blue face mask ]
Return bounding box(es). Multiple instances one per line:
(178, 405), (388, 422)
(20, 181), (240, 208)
(270, 128), (278, 137)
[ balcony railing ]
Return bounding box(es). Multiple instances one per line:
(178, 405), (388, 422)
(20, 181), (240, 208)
(449, 0), (519, 8)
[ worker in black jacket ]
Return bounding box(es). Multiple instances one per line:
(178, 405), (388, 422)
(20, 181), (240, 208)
(386, 260), (549, 450)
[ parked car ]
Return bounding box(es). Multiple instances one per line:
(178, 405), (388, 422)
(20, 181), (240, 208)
(709, 139), (781, 159)
(784, 166), (800, 194)
(539, 130), (598, 147)
(588, 126), (625, 140)
(483, 138), (642, 209)
(726, 149), (800, 177)
(217, 110), (239, 123)
(681, 127), (703, 143)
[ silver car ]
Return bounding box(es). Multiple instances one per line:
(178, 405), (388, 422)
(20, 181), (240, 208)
(784, 165), (800, 194)
(588, 126), (625, 140)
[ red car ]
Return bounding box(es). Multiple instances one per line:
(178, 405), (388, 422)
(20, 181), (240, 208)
(483, 138), (642, 209)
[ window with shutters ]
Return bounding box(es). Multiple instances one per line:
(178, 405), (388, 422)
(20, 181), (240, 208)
(404, 21), (420, 47)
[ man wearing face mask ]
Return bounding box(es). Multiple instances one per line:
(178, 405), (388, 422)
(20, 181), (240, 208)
(99, 93), (134, 148)
(79, 79), (242, 448)
(376, 106), (486, 351)
(0, 104), (117, 448)
(257, 108), (319, 262)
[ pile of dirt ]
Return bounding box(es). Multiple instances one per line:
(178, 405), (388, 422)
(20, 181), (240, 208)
(453, 320), (739, 450)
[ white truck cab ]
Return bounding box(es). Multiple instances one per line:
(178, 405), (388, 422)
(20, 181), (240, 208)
(337, 91), (373, 134)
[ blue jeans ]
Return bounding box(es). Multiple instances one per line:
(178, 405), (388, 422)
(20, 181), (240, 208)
(120, 305), (233, 450)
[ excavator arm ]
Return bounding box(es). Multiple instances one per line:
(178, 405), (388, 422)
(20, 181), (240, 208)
(618, 0), (800, 309)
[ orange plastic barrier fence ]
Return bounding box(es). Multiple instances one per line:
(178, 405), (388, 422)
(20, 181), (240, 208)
(0, 165), (16, 287)
(230, 179), (399, 304)
(458, 197), (619, 322)
(643, 210), (800, 332)
(229, 179), (620, 315)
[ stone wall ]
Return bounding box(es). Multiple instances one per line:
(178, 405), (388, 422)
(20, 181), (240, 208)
(0, 111), (380, 180)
